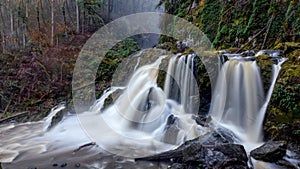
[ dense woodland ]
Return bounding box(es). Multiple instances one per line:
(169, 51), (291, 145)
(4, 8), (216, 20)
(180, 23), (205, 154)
(0, 0), (105, 52)
(0, 0), (299, 145)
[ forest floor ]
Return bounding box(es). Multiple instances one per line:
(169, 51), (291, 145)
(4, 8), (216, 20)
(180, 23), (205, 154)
(0, 33), (90, 122)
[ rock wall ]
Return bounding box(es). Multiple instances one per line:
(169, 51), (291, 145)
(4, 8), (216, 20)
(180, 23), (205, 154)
(158, 0), (300, 144)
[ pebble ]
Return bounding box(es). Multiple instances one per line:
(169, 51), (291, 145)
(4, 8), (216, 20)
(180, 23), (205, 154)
(75, 163), (81, 168)
(60, 163), (67, 167)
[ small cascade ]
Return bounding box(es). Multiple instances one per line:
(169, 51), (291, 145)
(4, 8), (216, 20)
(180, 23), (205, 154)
(210, 58), (265, 143)
(76, 53), (205, 157)
(209, 53), (286, 147)
(164, 54), (199, 114)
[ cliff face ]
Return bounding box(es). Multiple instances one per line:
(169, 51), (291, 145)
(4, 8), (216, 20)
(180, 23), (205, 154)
(158, 0), (300, 143)
(160, 0), (299, 50)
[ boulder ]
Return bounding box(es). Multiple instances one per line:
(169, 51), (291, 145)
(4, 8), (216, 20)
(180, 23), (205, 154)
(137, 138), (248, 168)
(202, 127), (237, 145)
(276, 159), (298, 169)
(136, 138), (202, 163)
(201, 144), (248, 169)
(250, 141), (287, 162)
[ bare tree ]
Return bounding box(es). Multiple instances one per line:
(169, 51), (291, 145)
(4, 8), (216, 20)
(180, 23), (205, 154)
(76, 0), (80, 33)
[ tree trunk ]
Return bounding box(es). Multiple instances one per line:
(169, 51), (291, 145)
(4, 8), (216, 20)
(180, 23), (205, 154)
(62, 0), (67, 36)
(10, 2), (14, 35)
(25, 0), (28, 18)
(0, 3), (6, 53)
(51, 0), (54, 47)
(2, 31), (5, 53)
(82, 9), (85, 34)
(76, 0), (80, 33)
(36, 0), (41, 32)
(65, 0), (74, 25)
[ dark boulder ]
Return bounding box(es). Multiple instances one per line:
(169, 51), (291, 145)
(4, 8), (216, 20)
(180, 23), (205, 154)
(136, 138), (202, 163)
(137, 138), (248, 169)
(276, 159), (298, 169)
(202, 127), (237, 145)
(250, 141), (287, 162)
(201, 144), (248, 169)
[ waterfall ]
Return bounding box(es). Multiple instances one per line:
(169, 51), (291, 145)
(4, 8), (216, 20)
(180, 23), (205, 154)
(209, 54), (286, 146)
(0, 49), (287, 165)
(164, 54), (199, 114)
(76, 53), (205, 157)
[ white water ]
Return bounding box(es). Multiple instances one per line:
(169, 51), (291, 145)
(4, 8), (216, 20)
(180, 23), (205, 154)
(164, 54), (199, 114)
(0, 52), (208, 164)
(0, 50), (288, 168)
(209, 54), (286, 151)
(78, 54), (205, 157)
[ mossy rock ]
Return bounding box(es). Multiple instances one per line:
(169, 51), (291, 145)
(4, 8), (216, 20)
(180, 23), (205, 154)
(286, 49), (300, 63)
(256, 55), (273, 93)
(264, 50), (300, 143)
(264, 106), (296, 142)
(274, 42), (300, 55)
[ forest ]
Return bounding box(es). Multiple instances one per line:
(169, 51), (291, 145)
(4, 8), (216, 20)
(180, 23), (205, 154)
(0, 0), (299, 169)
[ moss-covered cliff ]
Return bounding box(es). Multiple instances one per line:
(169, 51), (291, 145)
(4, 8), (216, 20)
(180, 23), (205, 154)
(158, 0), (300, 143)
(159, 0), (300, 49)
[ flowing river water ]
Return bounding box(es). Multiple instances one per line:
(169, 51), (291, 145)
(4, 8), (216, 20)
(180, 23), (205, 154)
(0, 49), (292, 169)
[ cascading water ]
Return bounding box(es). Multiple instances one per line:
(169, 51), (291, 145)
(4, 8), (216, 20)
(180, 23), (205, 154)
(79, 53), (205, 157)
(164, 54), (199, 114)
(0, 49), (289, 169)
(210, 58), (265, 143)
(0, 51), (207, 166)
(209, 52), (287, 150)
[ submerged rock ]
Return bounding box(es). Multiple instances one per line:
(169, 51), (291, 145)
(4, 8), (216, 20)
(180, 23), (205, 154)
(250, 141), (287, 162)
(136, 138), (248, 168)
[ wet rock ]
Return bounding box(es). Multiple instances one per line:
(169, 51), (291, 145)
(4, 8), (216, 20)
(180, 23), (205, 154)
(48, 105), (67, 130)
(75, 163), (81, 168)
(168, 163), (187, 169)
(137, 138), (248, 168)
(202, 127), (237, 145)
(60, 163), (67, 167)
(73, 142), (97, 153)
(274, 42), (300, 54)
(250, 141), (287, 162)
(241, 50), (256, 57)
(136, 138), (202, 162)
(201, 144), (248, 169)
(276, 159), (297, 169)
(192, 115), (211, 127)
(176, 41), (188, 53)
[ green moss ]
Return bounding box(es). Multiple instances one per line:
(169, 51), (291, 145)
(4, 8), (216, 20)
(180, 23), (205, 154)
(95, 38), (139, 97)
(256, 54), (273, 93)
(200, 0), (222, 42)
